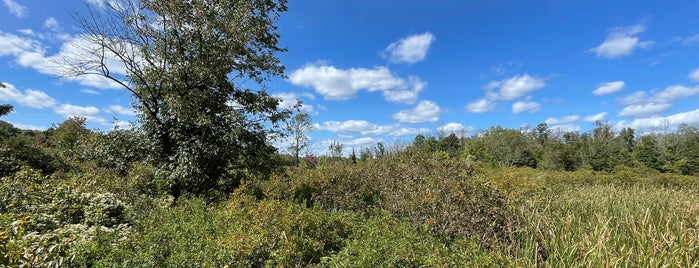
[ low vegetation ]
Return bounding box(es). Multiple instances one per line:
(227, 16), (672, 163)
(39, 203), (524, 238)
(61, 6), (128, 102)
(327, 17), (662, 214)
(1, 115), (698, 267)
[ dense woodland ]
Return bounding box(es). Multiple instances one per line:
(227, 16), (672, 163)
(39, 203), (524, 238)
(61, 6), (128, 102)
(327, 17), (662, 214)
(2, 0), (699, 266)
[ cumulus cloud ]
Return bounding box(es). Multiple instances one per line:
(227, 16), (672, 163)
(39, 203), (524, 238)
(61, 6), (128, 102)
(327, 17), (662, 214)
(288, 63), (425, 104)
(618, 103), (671, 118)
(392, 100), (441, 123)
(0, 82), (56, 108)
(105, 104), (137, 116)
(2, 0), (28, 17)
(317, 120), (429, 137)
(589, 24), (653, 58)
(583, 112), (608, 122)
(54, 104), (106, 124)
(43, 17), (61, 32)
(617, 109), (699, 131)
(0, 31), (128, 89)
(437, 123), (474, 135)
(593, 81), (626, 95)
(485, 74), (546, 101)
(512, 100), (541, 114)
(273, 92), (315, 113)
(654, 85), (699, 102)
(465, 98), (495, 113)
(382, 32), (435, 64)
(617, 85), (699, 118)
(689, 68), (699, 82)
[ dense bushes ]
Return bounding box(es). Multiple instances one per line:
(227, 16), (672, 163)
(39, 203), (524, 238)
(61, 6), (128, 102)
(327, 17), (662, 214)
(263, 150), (519, 248)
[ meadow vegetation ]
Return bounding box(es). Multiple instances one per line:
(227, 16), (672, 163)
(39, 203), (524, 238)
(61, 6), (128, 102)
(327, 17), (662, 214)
(1, 115), (698, 267)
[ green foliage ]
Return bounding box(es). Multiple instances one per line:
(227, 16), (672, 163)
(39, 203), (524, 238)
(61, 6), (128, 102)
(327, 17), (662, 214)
(70, 0), (291, 199)
(266, 151), (518, 248)
(323, 212), (509, 267)
(0, 167), (131, 267)
(0, 104), (12, 117)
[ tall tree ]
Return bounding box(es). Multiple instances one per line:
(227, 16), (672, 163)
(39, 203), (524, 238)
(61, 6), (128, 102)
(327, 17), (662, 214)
(286, 112), (314, 166)
(64, 0), (290, 198)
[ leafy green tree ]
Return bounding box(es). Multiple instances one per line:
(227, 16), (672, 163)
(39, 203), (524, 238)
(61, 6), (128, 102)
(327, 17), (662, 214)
(0, 104), (12, 117)
(328, 141), (343, 158)
(66, 0), (290, 198)
(634, 135), (663, 171)
(438, 133), (461, 157)
(475, 126), (538, 167)
(286, 113), (314, 166)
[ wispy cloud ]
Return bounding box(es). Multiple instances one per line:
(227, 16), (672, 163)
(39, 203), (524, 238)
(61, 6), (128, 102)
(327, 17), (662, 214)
(688, 68), (699, 82)
(512, 100), (541, 114)
(316, 120), (429, 136)
(465, 98), (495, 113)
(2, 0), (28, 18)
(382, 32), (436, 64)
(589, 24), (653, 58)
(0, 82), (56, 108)
(593, 81), (626, 95)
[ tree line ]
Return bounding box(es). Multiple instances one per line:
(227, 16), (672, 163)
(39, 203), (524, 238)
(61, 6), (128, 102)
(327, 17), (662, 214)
(408, 121), (699, 175)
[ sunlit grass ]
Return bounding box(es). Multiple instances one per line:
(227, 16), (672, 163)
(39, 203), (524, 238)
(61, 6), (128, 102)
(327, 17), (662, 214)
(515, 184), (699, 267)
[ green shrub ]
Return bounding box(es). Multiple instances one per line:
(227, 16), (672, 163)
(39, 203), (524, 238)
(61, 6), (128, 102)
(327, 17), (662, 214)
(266, 150), (518, 249)
(322, 212), (510, 267)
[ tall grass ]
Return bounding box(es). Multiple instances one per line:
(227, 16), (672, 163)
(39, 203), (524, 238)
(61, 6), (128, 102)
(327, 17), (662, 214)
(515, 184), (699, 267)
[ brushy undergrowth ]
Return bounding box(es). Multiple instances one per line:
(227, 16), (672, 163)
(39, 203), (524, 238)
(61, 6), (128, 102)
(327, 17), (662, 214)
(262, 150), (520, 249)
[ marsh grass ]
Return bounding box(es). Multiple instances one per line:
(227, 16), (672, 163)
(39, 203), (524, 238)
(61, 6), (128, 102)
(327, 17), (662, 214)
(515, 184), (699, 267)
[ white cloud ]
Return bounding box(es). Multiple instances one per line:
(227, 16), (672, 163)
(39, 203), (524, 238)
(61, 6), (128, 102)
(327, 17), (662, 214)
(288, 63), (424, 104)
(105, 104), (137, 116)
(112, 120), (134, 130)
(548, 124), (582, 133)
(485, 74), (546, 101)
(8, 122), (46, 131)
(0, 82), (56, 108)
(654, 85), (699, 102)
(545, 115), (580, 125)
(273, 92), (315, 113)
(0, 31), (128, 89)
(583, 112), (608, 122)
(382, 32), (435, 64)
(437, 123), (474, 135)
(617, 91), (647, 105)
(54, 104), (106, 124)
(317, 120), (429, 137)
(2, 0), (28, 17)
(545, 112), (607, 126)
(512, 100), (541, 114)
(689, 68), (699, 82)
(593, 81), (626, 95)
(618, 103), (671, 118)
(0, 31), (42, 57)
(44, 17), (61, 32)
(617, 109), (699, 131)
(392, 100), (441, 123)
(465, 98), (495, 113)
(589, 24), (653, 58)
(81, 89), (101, 95)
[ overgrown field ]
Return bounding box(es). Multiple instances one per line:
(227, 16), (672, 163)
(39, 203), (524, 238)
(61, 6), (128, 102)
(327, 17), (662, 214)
(2, 150), (698, 267)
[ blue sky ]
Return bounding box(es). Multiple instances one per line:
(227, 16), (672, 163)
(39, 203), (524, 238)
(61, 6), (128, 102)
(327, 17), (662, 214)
(2, 0), (699, 154)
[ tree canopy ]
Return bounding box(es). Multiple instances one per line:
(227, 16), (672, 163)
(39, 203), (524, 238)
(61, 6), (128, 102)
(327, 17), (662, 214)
(63, 0), (290, 199)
